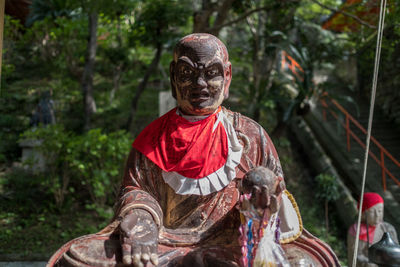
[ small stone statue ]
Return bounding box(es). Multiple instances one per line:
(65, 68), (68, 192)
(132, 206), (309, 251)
(30, 90), (56, 126)
(347, 192), (398, 267)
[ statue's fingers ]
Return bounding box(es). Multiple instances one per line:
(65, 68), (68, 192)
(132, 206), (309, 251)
(150, 253), (159, 266)
(141, 246), (150, 263)
(251, 185), (261, 201)
(251, 185), (262, 207)
(122, 243), (132, 265)
(260, 185), (270, 208)
(270, 195), (278, 213)
(132, 246), (142, 267)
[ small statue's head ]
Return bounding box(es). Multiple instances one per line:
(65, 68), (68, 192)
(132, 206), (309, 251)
(170, 33), (232, 115)
(359, 192), (384, 226)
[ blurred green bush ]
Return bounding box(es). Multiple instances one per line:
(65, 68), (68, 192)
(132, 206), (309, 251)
(19, 125), (131, 211)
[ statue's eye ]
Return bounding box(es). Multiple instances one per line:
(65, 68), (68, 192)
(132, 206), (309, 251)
(206, 68), (219, 77)
(181, 68), (193, 76)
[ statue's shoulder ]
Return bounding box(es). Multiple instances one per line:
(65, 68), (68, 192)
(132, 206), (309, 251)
(382, 222), (397, 234)
(222, 107), (264, 133)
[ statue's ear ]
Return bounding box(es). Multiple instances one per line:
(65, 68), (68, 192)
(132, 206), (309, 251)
(223, 62), (232, 100)
(170, 61), (177, 99)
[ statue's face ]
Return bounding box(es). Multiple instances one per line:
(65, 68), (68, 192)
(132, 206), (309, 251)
(364, 203), (384, 226)
(170, 34), (232, 115)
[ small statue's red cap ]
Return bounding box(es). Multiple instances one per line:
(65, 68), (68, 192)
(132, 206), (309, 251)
(358, 192), (384, 212)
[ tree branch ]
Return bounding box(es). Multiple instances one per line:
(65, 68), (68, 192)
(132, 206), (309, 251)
(210, 0), (235, 35)
(209, 6), (269, 32)
(310, 0), (376, 29)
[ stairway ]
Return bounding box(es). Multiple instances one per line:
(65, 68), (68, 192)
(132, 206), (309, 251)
(304, 92), (400, 230)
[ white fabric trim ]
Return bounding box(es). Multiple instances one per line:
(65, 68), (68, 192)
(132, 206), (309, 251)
(279, 192), (302, 242)
(162, 111), (243, 195)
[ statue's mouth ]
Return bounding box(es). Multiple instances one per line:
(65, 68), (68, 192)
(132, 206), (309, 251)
(191, 90), (210, 102)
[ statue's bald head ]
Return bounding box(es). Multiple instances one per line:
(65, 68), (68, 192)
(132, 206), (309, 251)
(172, 33), (229, 66)
(170, 33), (232, 115)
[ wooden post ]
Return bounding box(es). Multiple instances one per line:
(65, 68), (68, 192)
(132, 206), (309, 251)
(0, 0), (5, 92)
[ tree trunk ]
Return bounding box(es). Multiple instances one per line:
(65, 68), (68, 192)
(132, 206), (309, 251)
(192, 0), (235, 36)
(209, 0), (235, 36)
(110, 64), (122, 104)
(192, 0), (214, 33)
(110, 17), (125, 104)
(271, 103), (287, 138)
(249, 15), (261, 122)
(325, 200), (329, 236)
(82, 12), (98, 131)
(126, 42), (163, 134)
(271, 120), (287, 138)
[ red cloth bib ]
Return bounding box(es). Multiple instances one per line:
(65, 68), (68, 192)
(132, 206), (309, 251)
(132, 107), (228, 179)
(349, 223), (376, 243)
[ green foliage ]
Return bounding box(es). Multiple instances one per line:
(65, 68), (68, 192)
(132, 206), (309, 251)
(295, 0), (342, 22)
(0, 124), (131, 255)
(26, 0), (75, 26)
(20, 125), (131, 209)
(0, 203), (109, 257)
(271, 21), (348, 123)
(66, 129), (131, 206)
(2, 16), (24, 83)
(21, 125), (71, 209)
(130, 0), (191, 48)
(22, 16), (87, 76)
(226, 1), (348, 129)
(315, 173), (340, 203)
(276, 137), (347, 263)
(310, 173), (339, 240)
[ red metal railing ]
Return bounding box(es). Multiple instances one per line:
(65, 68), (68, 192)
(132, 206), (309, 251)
(320, 94), (400, 191)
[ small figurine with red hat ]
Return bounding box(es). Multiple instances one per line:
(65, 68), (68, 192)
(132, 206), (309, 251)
(347, 192), (398, 266)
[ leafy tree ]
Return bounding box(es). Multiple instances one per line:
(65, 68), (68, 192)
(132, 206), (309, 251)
(225, 0), (350, 137)
(315, 173), (340, 234)
(227, 0), (301, 123)
(27, 0), (138, 131)
(354, 3), (400, 124)
(270, 20), (347, 137)
(20, 125), (131, 209)
(74, 0), (137, 131)
(125, 0), (191, 133)
(192, 0), (283, 37)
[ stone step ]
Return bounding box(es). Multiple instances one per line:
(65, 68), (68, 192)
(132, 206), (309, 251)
(304, 109), (400, 230)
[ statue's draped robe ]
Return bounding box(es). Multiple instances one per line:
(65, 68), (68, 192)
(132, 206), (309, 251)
(48, 108), (340, 267)
(347, 221), (398, 266)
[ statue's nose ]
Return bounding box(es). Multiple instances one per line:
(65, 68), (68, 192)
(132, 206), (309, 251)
(196, 76), (207, 88)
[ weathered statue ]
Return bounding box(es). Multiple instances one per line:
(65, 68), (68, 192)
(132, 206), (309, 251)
(347, 192), (398, 267)
(30, 90), (56, 126)
(48, 33), (339, 267)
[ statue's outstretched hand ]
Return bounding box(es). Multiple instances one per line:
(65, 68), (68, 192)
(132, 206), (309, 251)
(120, 209), (159, 267)
(240, 166), (285, 218)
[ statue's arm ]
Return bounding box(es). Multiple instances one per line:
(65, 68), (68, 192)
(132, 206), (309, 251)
(383, 222), (399, 244)
(115, 148), (162, 266)
(235, 114), (284, 179)
(347, 229), (376, 267)
(115, 148), (163, 227)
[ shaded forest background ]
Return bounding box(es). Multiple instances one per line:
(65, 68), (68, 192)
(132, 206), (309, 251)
(1, 0), (399, 263)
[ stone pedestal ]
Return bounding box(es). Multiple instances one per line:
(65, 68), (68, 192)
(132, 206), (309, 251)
(19, 139), (46, 172)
